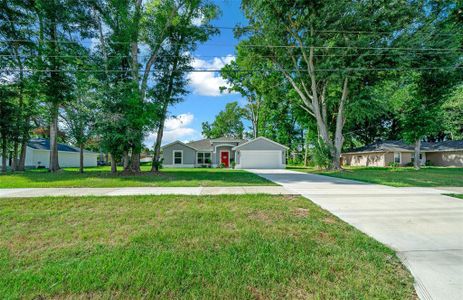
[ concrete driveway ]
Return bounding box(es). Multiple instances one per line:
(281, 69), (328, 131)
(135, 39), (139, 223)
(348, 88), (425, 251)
(249, 169), (463, 300)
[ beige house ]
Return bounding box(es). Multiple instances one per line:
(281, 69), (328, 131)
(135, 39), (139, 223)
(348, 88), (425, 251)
(342, 140), (463, 167)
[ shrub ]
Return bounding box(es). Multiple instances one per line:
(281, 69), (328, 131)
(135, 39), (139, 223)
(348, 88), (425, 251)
(387, 162), (400, 168)
(311, 140), (332, 169)
(231, 161), (236, 169)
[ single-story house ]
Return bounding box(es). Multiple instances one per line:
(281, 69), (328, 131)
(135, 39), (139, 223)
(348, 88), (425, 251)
(342, 140), (463, 167)
(161, 136), (288, 169)
(1, 138), (99, 168)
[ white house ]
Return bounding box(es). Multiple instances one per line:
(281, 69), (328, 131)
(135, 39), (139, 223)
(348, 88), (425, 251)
(1, 138), (99, 169)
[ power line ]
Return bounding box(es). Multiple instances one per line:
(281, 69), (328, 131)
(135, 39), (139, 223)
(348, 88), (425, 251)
(3, 20), (462, 37)
(2, 66), (462, 74)
(1, 39), (462, 52)
(0, 50), (457, 60)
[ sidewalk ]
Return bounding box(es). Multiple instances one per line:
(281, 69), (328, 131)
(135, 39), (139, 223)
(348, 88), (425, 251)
(0, 186), (294, 198)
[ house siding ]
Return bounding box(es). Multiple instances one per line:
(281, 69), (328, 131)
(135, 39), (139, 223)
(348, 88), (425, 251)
(400, 152), (413, 166)
(28, 148), (98, 168)
(426, 151), (463, 167)
(162, 143), (196, 166)
(343, 153), (386, 167)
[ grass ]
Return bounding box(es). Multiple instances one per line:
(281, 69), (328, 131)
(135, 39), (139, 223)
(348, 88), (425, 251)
(447, 194), (463, 200)
(0, 194), (414, 299)
(0, 166), (275, 188)
(288, 166), (463, 187)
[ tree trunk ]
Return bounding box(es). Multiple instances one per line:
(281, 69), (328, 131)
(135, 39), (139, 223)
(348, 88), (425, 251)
(49, 103), (60, 172)
(414, 139), (421, 170)
(130, 152), (140, 172)
(332, 78), (349, 170)
(18, 138), (27, 171)
(11, 140), (18, 172)
(110, 154), (117, 173)
(151, 127), (165, 172)
(123, 151), (129, 170)
(151, 104), (169, 172)
(1, 136), (7, 173)
(79, 143), (84, 173)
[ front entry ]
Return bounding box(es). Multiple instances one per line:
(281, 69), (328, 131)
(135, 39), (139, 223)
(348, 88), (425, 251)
(220, 151), (229, 167)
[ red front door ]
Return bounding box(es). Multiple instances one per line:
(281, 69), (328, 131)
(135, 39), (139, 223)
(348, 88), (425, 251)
(220, 151), (229, 167)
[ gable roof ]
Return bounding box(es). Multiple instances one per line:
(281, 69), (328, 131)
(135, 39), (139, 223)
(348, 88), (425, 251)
(344, 140), (463, 154)
(210, 137), (247, 144)
(161, 140), (198, 151)
(27, 138), (96, 154)
(233, 136), (289, 150)
(185, 139), (213, 151)
(162, 137), (247, 152)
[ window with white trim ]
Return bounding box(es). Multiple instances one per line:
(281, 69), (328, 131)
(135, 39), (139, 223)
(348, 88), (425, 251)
(394, 152), (401, 164)
(197, 152), (211, 164)
(173, 151), (182, 165)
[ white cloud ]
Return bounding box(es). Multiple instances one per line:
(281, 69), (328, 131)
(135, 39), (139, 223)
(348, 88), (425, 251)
(144, 113), (199, 148)
(188, 55), (236, 96)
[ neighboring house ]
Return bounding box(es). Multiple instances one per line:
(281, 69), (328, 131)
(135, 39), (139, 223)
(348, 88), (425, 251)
(161, 136), (288, 169)
(342, 140), (463, 167)
(1, 138), (99, 169)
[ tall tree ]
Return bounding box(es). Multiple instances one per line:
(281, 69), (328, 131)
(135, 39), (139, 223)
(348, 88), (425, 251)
(0, 85), (17, 173)
(0, 0), (38, 172)
(397, 1), (463, 169)
(31, 0), (93, 172)
(61, 73), (98, 173)
(239, 0), (421, 169)
(149, 0), (219, 172)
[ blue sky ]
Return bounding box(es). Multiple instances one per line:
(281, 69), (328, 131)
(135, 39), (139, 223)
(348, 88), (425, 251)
(145, 0), (249, 147)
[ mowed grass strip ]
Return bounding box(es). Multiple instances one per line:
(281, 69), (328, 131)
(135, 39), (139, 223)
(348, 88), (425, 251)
(0, 195), (414, 299)
(0, 166), (275, 188)
(289, 166), (463, 187)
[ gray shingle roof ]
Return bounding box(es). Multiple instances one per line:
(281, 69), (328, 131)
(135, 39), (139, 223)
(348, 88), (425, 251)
(422, 140), (463, 151)
(344, 140), (463, 154)
(28, 138), (96, 153)
(210, 137), (247, 143)
(185, 137), (247, 151)
(185, 139), (212, 151)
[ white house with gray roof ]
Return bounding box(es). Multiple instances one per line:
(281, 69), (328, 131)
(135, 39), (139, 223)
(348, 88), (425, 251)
(161, 136), (288, 169)
(1, 138), (100, 169)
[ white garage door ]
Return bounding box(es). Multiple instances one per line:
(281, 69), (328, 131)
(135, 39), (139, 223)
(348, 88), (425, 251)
(240, 150), (283, 169)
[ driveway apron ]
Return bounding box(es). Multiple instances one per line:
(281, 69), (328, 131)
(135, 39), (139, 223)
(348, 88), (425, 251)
(249, 169), (463, 300)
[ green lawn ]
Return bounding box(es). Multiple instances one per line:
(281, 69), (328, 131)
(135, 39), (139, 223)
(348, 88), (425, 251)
(447, 194), (463, 200)
(0, 194), (414, 299)
(0, 166), (275, 188)
(289, 166), (463, 187)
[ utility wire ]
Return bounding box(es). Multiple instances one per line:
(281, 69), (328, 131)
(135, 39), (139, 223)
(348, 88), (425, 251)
(2, 66), (462, 73)
(3, 20), (462, 37)
(1, 39), (462, 52)
(0, 51), (458, 59)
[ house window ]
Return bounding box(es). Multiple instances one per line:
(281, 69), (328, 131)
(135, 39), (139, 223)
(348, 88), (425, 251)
(173, 151), (182, 165)
(394, 152), (401, 164)
(197, 152), (211, 164)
